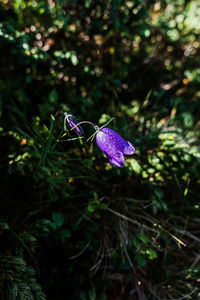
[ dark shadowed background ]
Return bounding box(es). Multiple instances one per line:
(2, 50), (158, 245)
(1, 0), (200, 299)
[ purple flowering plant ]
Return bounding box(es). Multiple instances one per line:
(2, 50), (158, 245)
(68, 115), (135, 167)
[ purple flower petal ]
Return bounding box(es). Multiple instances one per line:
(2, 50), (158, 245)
(108, 151), (124, 167)
(123, 141), (135, 155)
(67, 116), (84, 136)
(96, 127), (135, 167)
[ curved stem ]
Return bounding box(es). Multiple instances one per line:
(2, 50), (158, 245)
(70, 121), (99, 131)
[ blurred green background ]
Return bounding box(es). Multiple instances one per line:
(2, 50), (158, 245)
(1, 0), (200, 299)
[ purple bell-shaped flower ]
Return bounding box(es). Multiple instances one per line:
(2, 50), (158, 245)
(64, 112), (84, 136)
(96, 127), (135, 167)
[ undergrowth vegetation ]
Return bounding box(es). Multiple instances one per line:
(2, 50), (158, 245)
(1, 0), (200, 299)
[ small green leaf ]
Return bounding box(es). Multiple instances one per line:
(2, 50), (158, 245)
(51, 114), (55, 121)
(137, 255), (146, 266)
(59, 228), (71, 241)
(138, 233), (149, 244)
(98, 203), (107, 210)
(132, 236), (139, 248)
(146, 249), (157, 260)
(49, 89), (58, 104)
(87, 204), (95, 213)
(52, 213), (64, 227)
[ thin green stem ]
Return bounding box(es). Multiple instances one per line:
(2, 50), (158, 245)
(70, 121), (97, 131)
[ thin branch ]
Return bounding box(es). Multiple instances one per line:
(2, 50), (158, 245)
(107, 208), (157, 232)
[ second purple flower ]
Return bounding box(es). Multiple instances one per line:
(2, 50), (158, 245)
(96, 127), (135, 167)
(64, 113), (84, 136)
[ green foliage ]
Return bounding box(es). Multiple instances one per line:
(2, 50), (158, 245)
(1, 0), (200, 299)
(0, 223), (46, 299)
